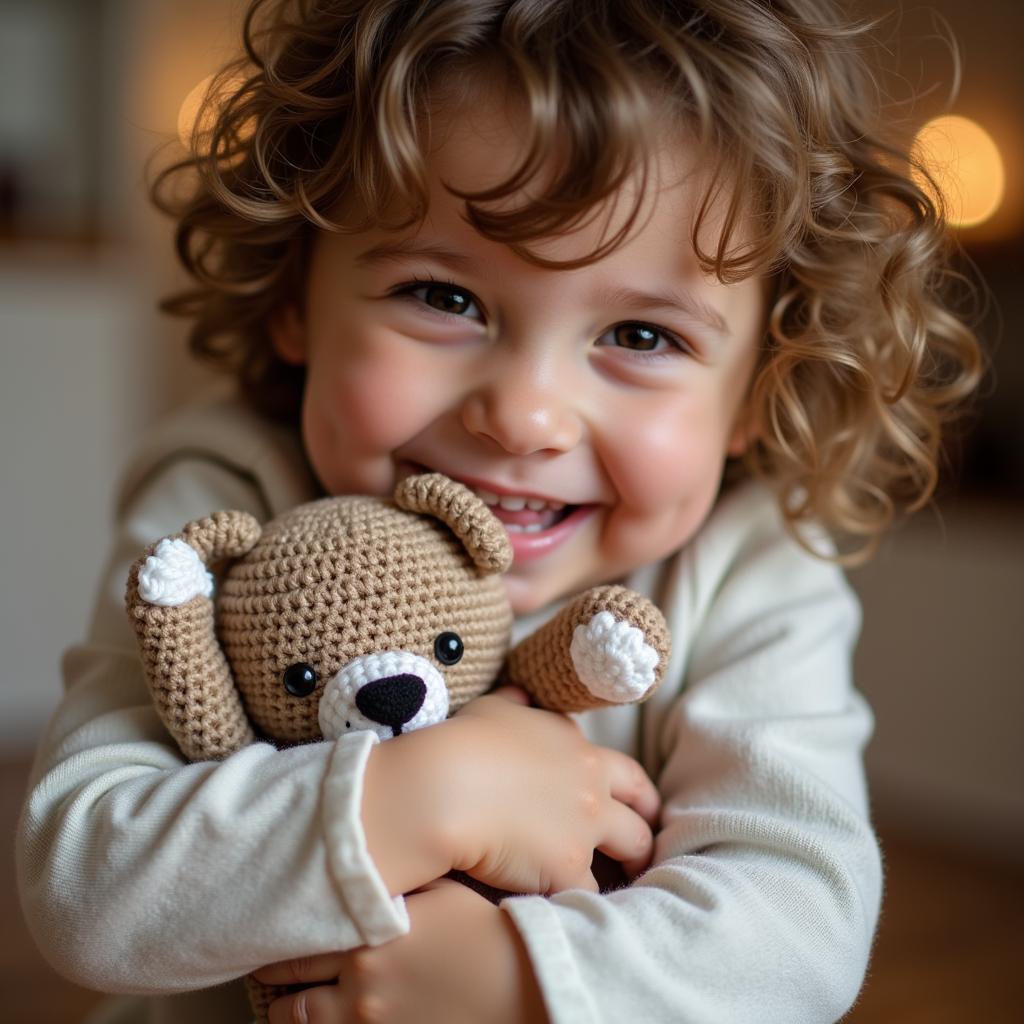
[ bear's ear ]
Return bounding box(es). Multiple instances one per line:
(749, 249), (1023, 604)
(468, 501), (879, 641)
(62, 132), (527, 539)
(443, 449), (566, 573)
(126, 510), (263, 760)
(394, 474), (512, 575)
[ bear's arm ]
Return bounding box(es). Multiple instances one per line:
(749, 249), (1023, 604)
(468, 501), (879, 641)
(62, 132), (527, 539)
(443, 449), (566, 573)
(506, 585), (670, 712)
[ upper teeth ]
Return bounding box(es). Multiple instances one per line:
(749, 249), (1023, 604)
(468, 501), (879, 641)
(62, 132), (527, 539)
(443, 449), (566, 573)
(474, 488), (565, 512)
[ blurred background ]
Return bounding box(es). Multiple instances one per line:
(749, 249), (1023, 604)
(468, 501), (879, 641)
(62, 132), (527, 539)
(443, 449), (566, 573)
(1, 0), (1021, 1020)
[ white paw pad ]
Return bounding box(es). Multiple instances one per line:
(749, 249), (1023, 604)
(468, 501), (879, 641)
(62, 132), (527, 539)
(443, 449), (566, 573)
(570, 610), (660, 703)
(137, 539), (214, 607)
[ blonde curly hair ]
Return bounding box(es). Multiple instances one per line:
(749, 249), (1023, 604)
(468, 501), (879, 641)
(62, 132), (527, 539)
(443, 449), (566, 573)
(152, 0), (983, 562)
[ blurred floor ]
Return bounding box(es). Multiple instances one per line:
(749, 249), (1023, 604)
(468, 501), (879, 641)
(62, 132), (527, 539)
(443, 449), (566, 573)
(848, 828), (1024, 1023)
(4, 755), (1023, 1023)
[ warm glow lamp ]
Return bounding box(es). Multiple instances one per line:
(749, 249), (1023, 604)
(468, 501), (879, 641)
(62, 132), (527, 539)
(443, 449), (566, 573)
(177, 74), (216, 149)
(912, 115), (1006, 229)
(177, 73), (251, 150)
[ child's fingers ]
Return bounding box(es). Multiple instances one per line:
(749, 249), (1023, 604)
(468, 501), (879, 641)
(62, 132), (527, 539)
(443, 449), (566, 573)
(253, 950), (346, 985)
(547, 867), (600, 895)
(267, 983), (342, 1024)
(603, 748), (661, 827)
(596, 802), (656, 880)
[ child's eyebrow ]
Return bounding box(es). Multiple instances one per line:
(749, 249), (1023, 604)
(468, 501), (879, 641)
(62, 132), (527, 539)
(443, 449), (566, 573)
(354, 239), (475, 273)
(601, 285), (731, 340)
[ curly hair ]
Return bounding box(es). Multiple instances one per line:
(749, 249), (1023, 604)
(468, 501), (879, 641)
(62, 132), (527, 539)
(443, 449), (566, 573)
(152, 0), (983, 562)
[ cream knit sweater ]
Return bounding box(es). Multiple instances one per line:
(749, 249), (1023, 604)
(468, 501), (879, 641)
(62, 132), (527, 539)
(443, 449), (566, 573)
(17, 395), (881, 1024)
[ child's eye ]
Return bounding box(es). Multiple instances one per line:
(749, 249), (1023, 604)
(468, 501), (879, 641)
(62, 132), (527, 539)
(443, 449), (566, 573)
(397, 280), (483, 320)
(597, 322), (692, 356)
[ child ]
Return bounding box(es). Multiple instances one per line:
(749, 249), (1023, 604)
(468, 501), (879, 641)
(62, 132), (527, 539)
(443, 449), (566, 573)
(18, 1), (981, 1022)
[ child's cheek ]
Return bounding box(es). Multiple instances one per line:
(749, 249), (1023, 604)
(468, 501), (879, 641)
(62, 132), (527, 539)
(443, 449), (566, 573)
(606, 400), (725, 514)
(303, 349), (443, 494)
(597, 398), (731, 562)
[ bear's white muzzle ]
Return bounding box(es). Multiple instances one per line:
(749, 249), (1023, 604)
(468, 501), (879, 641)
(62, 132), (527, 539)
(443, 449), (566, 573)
(318, 651), (450, 742)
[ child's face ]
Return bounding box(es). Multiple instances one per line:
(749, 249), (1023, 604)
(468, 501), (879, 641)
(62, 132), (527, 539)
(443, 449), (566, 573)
(274, 85), (765, 614)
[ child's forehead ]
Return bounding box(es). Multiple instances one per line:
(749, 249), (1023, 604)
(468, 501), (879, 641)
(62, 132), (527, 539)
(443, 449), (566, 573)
(400, 72), (730, 257)
(425, 62), (695, 185)
(319, 54), (765, 285)
(430, 80), (686, 182)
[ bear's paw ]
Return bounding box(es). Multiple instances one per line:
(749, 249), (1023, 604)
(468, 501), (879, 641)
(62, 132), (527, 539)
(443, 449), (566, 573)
(569, 610), (660, 703)
(137, 539), (214, 607)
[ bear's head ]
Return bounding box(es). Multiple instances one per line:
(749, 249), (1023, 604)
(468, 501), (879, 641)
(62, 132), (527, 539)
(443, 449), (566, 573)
(127, 474), (514, 760)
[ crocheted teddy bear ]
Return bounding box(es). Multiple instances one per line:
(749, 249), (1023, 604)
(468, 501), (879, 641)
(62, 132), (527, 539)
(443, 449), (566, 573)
(125, 472), (670, 1019)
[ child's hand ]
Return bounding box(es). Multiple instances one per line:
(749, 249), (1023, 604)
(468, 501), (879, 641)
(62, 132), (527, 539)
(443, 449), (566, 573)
(450, 687), (661, 891)
(257, 878), (548, 1024)
(361, 686), (660, 897)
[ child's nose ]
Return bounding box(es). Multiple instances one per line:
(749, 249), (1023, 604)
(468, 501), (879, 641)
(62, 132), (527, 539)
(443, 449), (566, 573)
(461, 365), (583, 456)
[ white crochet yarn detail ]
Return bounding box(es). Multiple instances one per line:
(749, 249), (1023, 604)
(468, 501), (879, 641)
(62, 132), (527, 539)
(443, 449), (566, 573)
(319, 650), (450, 742)
(570, 610), (659, 703)
(137, 539), (214, 607)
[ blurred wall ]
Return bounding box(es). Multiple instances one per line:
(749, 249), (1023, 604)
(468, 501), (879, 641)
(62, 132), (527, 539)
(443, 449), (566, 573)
(852, 0), (1024, 858)
(0, 0), (1021, 860)
(851, 506), (1024, 857)
(0, 0), (236, 751)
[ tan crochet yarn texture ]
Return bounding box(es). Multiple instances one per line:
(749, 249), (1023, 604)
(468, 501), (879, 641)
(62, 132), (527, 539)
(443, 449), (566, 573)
(507, 585), (671, 711)
(129, 510), (263, 760)
(218, 493), (513, 743)
(126, 475), (514, 760)
(126, 472), (674, 762)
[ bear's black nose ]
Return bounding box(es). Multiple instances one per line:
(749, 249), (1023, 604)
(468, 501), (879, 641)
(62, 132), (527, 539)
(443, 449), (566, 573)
(355, 674), (427, 736)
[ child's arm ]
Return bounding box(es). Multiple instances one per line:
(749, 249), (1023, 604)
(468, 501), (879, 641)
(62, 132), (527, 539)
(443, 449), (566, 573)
(497, 489), (882, 1023)
(17, 457), (409, 993)
(256, 878), (546, 1024)
(17, 453), (657, 998)
(259, 483), (882, 1024)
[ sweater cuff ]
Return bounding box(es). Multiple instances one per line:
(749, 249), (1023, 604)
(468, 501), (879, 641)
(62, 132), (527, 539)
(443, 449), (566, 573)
(322, 731), (409, 945)
(501, 896), (597, 1024)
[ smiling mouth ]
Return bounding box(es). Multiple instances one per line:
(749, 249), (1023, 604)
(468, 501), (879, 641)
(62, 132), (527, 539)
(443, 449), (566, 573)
(472, 489), (576, 533)
(399, 463), (581, 534)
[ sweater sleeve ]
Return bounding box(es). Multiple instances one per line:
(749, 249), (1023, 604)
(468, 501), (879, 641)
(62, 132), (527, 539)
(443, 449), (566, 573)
(16, 456), (408, 995)
(501, 490), (882, 1024)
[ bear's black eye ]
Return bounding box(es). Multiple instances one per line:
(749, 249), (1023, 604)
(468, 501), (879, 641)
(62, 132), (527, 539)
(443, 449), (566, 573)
(283, 663), (318, 697)
(434, 632), (464, 666)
